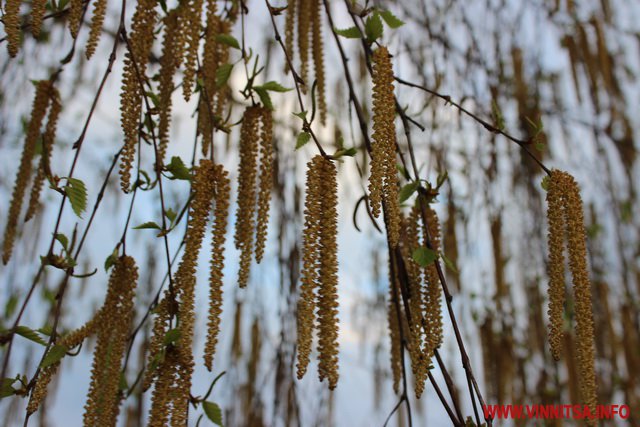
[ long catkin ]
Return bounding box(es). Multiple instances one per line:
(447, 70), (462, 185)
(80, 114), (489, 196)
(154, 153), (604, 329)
(255, 108), (274, 263)
(31, 0), (48, 38)
(3, 81), (52, 264)
(311, 0), (326, 124)
(181, 0), (204, 101)
(5, 0), (21, 56)
(85, 0), (108, 58)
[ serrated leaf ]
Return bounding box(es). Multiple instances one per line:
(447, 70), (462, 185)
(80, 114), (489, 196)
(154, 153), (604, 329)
(165, 156), (191, 181)
(379, 10), (405, 28)
(215, 64), (233, 88)
(133, 221), (161, 230)
(399, 182), (419, 203)
(334, 26), (362, 38)
(295, 132), (311, 150)
(55, 233), (69, 252)
(0, 378), (16, 399)
(215, 34), (240, 50)
(15, 326), (47, 346)
(257, 81), (292, 92)
(254, 87), (273, 110)
(164, 328), (181, 346)
(41, 344), (67, 368)
(412, 247), (438, 267)
(65, 177), (87, 218)
(365, 13), (383, 42)
(203, 401), (223, 426)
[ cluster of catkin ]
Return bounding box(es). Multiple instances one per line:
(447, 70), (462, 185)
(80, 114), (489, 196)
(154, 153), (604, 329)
(234, 106), (274, 287)
(27, 255), (138, 426)
(546, 169), (597, 413)
(285, 0), (327, 123)
(2, 81), (60, 265)
(369, 46), (401, 248)
(144, 160), (230, 425)
(296, 155), (340, 389)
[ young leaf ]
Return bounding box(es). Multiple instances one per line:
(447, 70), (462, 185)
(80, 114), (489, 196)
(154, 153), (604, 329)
(399, 182), (419, 203)
(163, 328), (181, 346)
(165, 156), (191, 181)
(292, 111), (307, 121)
(254, 87), (273, 110)
(334, 26), (362, 38)
(257, 81), (292, 92)
(132, 221), (161, 230)
(215, 34), (240, 50)
(65, 177), (87, 218)
(412, 247), (438, 267)
(0, 378), (16, 399)
(104, 248), (119, 272)
(165, 208), (177, 223)
(215, 64), (234, 88)
(379, 10), (405, 28)
(540, 175), (549, 191)
(441, 252), (458, 273)
(295, 132), (311, 150)
(365, 13), (384, 43)
(41, 344), (68, 368)
(55, 233), (69, 252)
(203, 401), (223, 426)
(15, 326), (47, 346)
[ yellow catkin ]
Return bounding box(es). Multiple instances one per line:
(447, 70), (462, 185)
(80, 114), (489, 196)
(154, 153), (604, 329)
(5, 0), (21, 56)
(26, 87), (61, 222)
(68, 0), (84, 38)
(204, 165), (231, 370)
(181, 0), (204, 101)
(297, 0), (311, 90)
(424, 207), (443, 354)
(284, 0), (297, 70)
(561, 172), (597, 414)
(315, 157), (339, 389)
(147, 160), (215, 425)
(3, 81), (51, 264)
(546, 170), (566, 361)
(198, 5), (220, 157)
(296, 156), (340, 389)
(85, 0), (108, 59)
(234, 107), (260, 287)
(157, 8), (183, 165)
(142, 297), (170, 391)
(255, 108), (274, 263)
(31, 0), (48, 38)
(370, 46), (401, 247)
(119, 0), (157, 192)
(148, 346), (178, 427)
(84, 256), (138, 426)
(296, 155), (323, 379)
(311, 0), (326, 124)
(387, 265), (402, 394)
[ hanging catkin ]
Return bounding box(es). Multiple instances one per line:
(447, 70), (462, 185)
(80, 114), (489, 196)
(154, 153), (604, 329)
(181, 0), (204, 101)
(119, 0), (157, 192)
(423, 207), (443, 354)
(284, 0), (297, 69)
(31, 0), (48, 38)
(85, 0), (108, 59)
(311, 0), (326, 124)
(369, 46), (401, 247)
(5, 0), (21, 56)
(26, 86), (61, 222)
(83, 255), (138, 426)
(387, 262), (402, 394)
(3, 81), (52, 264)
(68, 0), (84, 38)
(204, 165), (231, 371)
(297, 0), (311, 90)
(234, 106), (260, 287)
(255, 108), (274, 263)
(296, 155), (339, 389)
(545, 170), (597, 413)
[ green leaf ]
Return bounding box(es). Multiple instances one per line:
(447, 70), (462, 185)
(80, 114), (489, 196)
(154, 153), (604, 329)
(365, 13), (384, 43)
(257, 81), (292, 92)
(295, 132), (311, 150)
(254, 87), (273, 110)
(203, 401), (223, 426)
(396, 164), (409, 178)
(104, 248), (119, 272)
(55, 233), (69, 252)
(165, 156), (192, 181)
(15, 326), (47, 346)
(441, 252), (458, 274)
(119, 373), (128, 391)
(163, 328), (181, 346)
(41, 344), (68, 368)
(334, 26), (362, 38)
(4, 295), (18, 320)
(540, 175), (549, 191)
(165, 208), (177, 223)
(292, 111), (307, 121)
(0, 378), (16, 399)
(339, 147), (357, 157)
(399, 182), (419, 203)
(215, 34), (240, 50)
(133, 221), (161, 230)
(379, 10), (405, 28)
(145, 91), (160, 108)
(412, 247), (438, 267)
(215, 64), (233, 88)
(65, 177), (87, 218)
